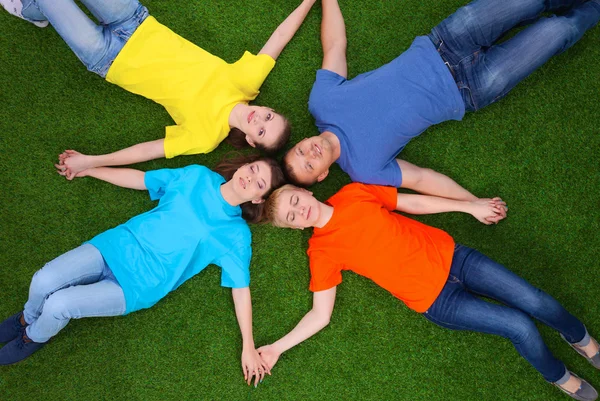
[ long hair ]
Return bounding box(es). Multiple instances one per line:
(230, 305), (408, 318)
(225, 117), (292, 154)
(214, 153), (286, 224)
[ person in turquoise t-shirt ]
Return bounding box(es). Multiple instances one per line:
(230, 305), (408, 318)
(0, 154), (284, 386)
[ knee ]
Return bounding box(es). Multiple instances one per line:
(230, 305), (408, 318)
(42, 292), (72, 320)
(506, 312), (539, 344)
(29, 267), (59, 299)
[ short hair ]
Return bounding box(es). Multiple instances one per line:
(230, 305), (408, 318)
(264, 184), (298, 227)
(283, 150), (317, 188)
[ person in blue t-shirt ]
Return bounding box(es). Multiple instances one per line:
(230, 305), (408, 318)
(0, 154), (284, 386)
(283, 0), (599, 207)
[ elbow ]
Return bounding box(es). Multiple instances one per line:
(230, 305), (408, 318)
(317, 312), (332, 328)
(323, 38), (347, 55)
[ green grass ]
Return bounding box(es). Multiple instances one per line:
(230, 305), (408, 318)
(1, 1), (599, 400)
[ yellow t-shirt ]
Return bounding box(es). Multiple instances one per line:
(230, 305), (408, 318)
(105, 16), (276, 158)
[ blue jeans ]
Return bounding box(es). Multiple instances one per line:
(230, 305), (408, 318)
(23, 244), (126, 343)
(21, 0), (149, 77)
(424, 245), (588, 383)
(428, 0), (600, 111)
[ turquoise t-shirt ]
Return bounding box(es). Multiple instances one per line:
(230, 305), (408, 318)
(88, 165), (252, 314)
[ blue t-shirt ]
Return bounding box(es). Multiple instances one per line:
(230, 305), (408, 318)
(88, 165), (252, 314)
(308, 36), (465, 187)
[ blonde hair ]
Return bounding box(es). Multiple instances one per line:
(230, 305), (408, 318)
(265, 184), (298, 227)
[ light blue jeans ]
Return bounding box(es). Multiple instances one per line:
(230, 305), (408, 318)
(21, 0), (148, 77)
(428, 0), (600, 111)
(23, 244), (126, 343)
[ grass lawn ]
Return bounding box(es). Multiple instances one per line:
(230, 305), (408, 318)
(1, 0), (599, 400)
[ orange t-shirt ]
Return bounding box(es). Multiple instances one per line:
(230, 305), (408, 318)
(307, 183), (455, 313)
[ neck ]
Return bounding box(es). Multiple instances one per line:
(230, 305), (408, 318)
(314, 202), (334, 228)
(321, 131), (341, 161)
(228, 103), (245, 130)
(220, 180), (245, 207)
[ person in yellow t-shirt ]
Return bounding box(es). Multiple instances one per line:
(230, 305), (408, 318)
(2, 0), (316, 179)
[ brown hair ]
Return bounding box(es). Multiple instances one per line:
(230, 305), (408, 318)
(214, 153), (286, 224)
(265, 184), (297, 227)
(282, 150), (317, 188)
(225, 115), (292, 154)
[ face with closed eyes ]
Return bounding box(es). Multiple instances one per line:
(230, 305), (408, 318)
(231, 161), (273, 203)
(243, 106), (286, 150)
(273, 187), (321, 229)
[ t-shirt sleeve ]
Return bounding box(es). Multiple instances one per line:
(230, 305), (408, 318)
(144, 167), (188, 201)
(308, 251), (342, 292)
(308, 69), (346, 113)
(361, 184), (398, 211)
(230, 51), (276, 95)
(216, 242), (252, 289)
(352, 161), (403, 188)
(164, 124), (220, 159)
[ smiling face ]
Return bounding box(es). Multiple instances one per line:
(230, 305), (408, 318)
(272, 187), (321, 229)
(243, 106), (286, 151)
(283, 136), (335, 186)
(231, 160), (274, 203)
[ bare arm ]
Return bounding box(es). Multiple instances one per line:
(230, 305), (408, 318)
(257, 287), (337, 369)
(58, 139), (165, 180)
(71, 167), (147, 190)
(321, 0), (347, 77)
(232, 287), (270, 387)
(396, 193), (507, 224)
(258, 0), (316, 60)
(397, 159), (478, 201)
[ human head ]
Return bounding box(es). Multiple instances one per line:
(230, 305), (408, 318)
(226, 106), (291, 154)
(283, 136), (336, 187)
(265, 184), (322, 229)
(214, 154), (286, 223)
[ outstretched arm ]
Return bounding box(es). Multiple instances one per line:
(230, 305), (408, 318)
(57, 139), (166, 180)
(397, 159), (478, 201)
(232, 287), (271, 387)
(321, 0), (347, 77)
(57, 166), (147, 190)
(257, 287), (337, 370)
(258, 0), (317, 60)
(396, 193), (507, 225)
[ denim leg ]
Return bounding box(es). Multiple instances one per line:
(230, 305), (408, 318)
(21, 0), (45, 21)
(453, 246), (587, 344)
(78, 0), (141, 26)
(430, 0), (585, 63)
(23, 244), (110, 324)
(25, 278), (125, 343)
(24, 0), (133, 77)
(424, 245), (581, 382)
(464, 2), (600, 109)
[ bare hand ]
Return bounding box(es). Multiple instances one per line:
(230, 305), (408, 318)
(241, 347), (271, 387)
(257, 344), (281, 371)
(56, 150), (93, 180)
(470, 197), (508, 225)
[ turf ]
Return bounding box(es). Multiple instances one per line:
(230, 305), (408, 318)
(0, 0), (599, 400)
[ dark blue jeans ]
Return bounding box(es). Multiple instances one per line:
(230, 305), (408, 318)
(428, 0), (600, 111)
(424, 245), (586, 383)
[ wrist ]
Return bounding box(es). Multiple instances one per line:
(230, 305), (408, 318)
(242, 341), (255, 351)
(271, 341), (286, 355)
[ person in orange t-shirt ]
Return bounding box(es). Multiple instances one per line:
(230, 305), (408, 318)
(259, 183), (600, 400)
